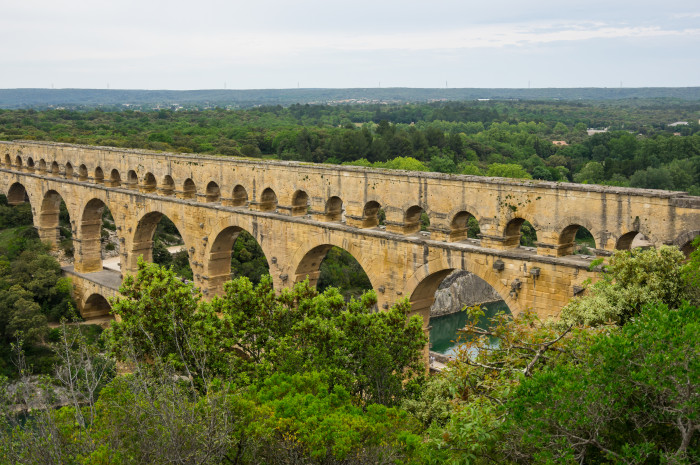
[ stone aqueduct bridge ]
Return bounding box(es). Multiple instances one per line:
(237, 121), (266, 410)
(2, 141), (700, 329)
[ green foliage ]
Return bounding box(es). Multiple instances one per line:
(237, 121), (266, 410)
(486, 163), (532, 179)
(230, 230), (269, 285)
(503, 301), (699, 464)
(561, 246), (687, 326)
(108, 260), (427, 406)
(317, 246), (372, 300)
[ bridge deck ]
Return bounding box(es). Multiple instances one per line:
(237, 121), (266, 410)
(62, 266), (122, 291)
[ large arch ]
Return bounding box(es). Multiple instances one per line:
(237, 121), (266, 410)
(673, 230), (700, 257)
(291, 237), (377, 294)
(205, 224), (271, 296)
(75, 197), (119, 273)
(38, 189), (74, 252)
(616, 231), (650, 250)
(504, 217), (538, 248)
(129, 210), (191, 276)
(81, 293), (113, 320)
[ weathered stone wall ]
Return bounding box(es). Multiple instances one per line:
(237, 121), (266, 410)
(430, 271), (502, 317)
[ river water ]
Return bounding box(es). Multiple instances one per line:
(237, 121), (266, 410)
(429, 300), (511, 357)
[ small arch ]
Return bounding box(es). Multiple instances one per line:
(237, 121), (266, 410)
(50, 161), (60, 175)
(205, 181), (221, 203)
(404, 205), (428, 234)
(450, 211), (480, 242)
(26, 157), (35, 171)
(231, 185), (248, 207)
(78, 164), (88, 181)
(505, 218), (538, 248)
(108, 169), (121, 187)
(81, 293), (113, 320)
(182, 178), (197, 199)
(324, 196), (343, 222)
(616, 231), (650, 250)
(37, 159), (47, 172)
(127, 170), (138, 188)
(291, 190), (309, 216)
(259, 188), (278, 212)
(64, 162), (74, 178)
(142, 172), (157, 193)
(361, 201), (381, 228)
(94, 167), (104, 184)
(161, 175), (175, 195)
(14, 155), (22, 169)
(559, 224), (597, 256)
(4, 154), (11, 166)
(7, 182), (28, 205)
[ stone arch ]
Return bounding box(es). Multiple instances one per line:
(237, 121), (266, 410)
(26, 157), (35, 171)
(78, 164), (89, 181)
(94, 166), (104, 184)
(37, 159), (47, 172)
(673, 230), (700, 257)
(128, 209), (191, 274)
(14, 155), (22, 169)
(7, 182), (28, 206)
(616, 231), (650, 250)
(50, 161), (60, 175)
(559, 224), (597, 256)
(127, 170), (138, 188)
(161, 175), (175, 195)
(259, 187), (278, 212)
(39, 189), (73, 248)
(449, 211), (480, 242)
(4, 154), (10, 166)
(81, 293), (113, 320)
(291, 190), (309, 216)
(108, 169), (121, 187)
(142, 172), (157, 193)
(75, 197), (118, 273)
(404, 205), (426, 234)
(64, 162), (74, 178)
(324, 196), (343, 222)
(360, 200), (382, 228)
(291, 239), (378, 292)
(231, 185), (248, 207)
(182, 178), (197, 199)
(205, 223), (272, 296)
(504, 217), (538, 248)
(205, 181), (221, 203)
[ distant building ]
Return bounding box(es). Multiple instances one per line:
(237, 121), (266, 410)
(668, 121), (689, 127)
(587, 127), (609, 136)
(552, 140), (568, 146)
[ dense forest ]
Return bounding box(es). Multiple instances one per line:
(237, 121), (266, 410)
(2, 100), (699, 193)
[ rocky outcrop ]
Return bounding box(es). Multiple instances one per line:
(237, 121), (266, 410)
(430, 270), (502, 317)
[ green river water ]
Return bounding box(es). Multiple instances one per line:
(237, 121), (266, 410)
(429, 300), (511, 357)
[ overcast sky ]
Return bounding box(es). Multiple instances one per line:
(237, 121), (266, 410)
(1, 0), (698, 89)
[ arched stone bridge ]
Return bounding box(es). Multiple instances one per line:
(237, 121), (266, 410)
(2, 141), (699, 334)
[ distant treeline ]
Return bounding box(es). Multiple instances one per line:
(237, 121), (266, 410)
(1, 87), (700, 109)
(1, 101), (699, 193)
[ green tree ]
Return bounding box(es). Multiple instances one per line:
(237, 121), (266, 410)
(561, 246), (687, 326)
(574, 161), (605, 184)
(486, 163), (532, 179)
